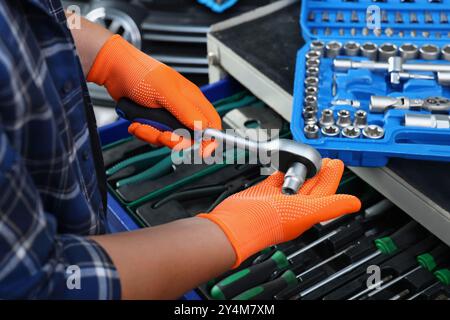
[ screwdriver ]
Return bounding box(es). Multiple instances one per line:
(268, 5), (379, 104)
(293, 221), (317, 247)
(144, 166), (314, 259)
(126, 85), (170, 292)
(364, 243), (450, 299)
(407, 282), (441, 300)
(210, 222), (361, 299)
(232, 244), (355, 300)
(291, 221), (425, 299)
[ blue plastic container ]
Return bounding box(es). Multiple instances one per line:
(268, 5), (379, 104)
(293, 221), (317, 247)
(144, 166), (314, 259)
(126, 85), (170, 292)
(292, 0), (450, 166)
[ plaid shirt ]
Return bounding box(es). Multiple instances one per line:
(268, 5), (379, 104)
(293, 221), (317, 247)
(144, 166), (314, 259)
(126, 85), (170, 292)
(0, 0), (120, 299)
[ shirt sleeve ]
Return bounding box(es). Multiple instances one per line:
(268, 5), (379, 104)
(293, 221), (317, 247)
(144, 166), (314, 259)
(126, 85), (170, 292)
(0, 130), (121, 300)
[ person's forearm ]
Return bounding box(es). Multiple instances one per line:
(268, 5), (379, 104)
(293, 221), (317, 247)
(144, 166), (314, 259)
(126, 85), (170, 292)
(66, 12), (112, 75)
(91, 217), (235, 300)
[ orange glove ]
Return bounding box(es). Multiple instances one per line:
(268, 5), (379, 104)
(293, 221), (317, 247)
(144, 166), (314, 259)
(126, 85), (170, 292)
(87, 35), (221, 150)
(198, 159), (361, 268)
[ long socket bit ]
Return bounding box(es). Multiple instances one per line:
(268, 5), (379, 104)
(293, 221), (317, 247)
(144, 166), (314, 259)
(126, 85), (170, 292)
(334, 57), (450, 73)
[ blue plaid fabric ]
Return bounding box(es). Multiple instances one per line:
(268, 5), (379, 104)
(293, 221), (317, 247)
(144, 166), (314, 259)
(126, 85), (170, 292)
(0, 0), (120, 299)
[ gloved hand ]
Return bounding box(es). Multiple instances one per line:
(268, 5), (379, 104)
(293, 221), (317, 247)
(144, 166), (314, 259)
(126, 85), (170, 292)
(198, 159), (361, 268)
(87, 35), (221, 151)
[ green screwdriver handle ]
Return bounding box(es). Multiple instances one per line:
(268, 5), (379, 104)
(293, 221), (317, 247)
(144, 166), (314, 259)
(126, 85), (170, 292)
(375, 221), (425, 255)
(418, 244), (450, 272)
(232, 270), (298, 300)
(210, 251), (289, 300)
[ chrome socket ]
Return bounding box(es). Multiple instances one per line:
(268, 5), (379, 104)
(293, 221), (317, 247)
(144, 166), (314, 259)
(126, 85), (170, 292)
(399, 43), (419, 61)
(343, 42), (360, 56)
(305, 50), (322, 61)
(353, 110), (368, 128)
(304, 76), (319, 88)
(306, 59), (320, 68)
(419, 44), (440, 60)
(378, 43), (398, 62)
(363, 125), (385, 139)
(361, 42), (378, 60)
(304, 86), (318, 97)
(321, 125), (340, 137)
(310, 40), (325, 55)
(319, 109), (334, 127)
(336, 109), (352, 127)
(302, 106), (317, 125)
(342, 126), (361, 139)
(442, 44), (450, 62)
(306, 67), (319, 77)
(304, 95), (318, 109)
(304, 124), (320, 139)
(325, 41), (342, 58)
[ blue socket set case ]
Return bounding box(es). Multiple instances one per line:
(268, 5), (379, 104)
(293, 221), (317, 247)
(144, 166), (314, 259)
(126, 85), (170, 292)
(291, 0), (450, 167)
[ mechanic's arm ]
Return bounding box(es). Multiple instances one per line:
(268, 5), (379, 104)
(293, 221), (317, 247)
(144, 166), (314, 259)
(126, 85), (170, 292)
(92, 159), (361, 299)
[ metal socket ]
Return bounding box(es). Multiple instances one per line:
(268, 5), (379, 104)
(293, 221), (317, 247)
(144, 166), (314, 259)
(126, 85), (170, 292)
(304, 76), (319, 88)
(306, 59), (320, 68)
(310, 40), (325, 55)
(305, 50), (322, 61)
(378, 43), (398, 62)
(399, 43), (419, 60)
(353, 110), (368, 128)
(321, 125), (340, 137)
(319, 109), (334, 127)
(325, 41), (342, 58)
(342, 126), (361, 139)
(442, 44), (450, 62)
(336, 109), (352, 127)
(304, 124), (320, 139)
(361, 42), (378, 60)
(304, 86), (318, 97)
(344, 42), (360, 56)
(420, 44), (440, 60)
(306, 67), (319, 77)
(362, 125), (385, 139)
(304, 95), (318, 109)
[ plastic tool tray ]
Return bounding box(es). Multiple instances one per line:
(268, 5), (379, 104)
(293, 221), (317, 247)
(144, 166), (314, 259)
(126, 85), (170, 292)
(292, 0), (450, 166)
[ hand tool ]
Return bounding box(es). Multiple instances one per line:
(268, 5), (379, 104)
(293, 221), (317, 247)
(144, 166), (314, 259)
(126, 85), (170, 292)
(310, 40), (325, 55)
(442, 44), (450, 62)
(331, 99), (361, 108)
(336, 11), (344, 23)
(381, 10), (388, 23)
(344, 42), (360, 57)
(419, 44), (440, 60)
(307, 11), (315, 22)
(232, 245), (356, 300)
(303, 106), (317, 124)
(425, 11), (434, 24)
(306, 67), (319, 77)
(306, 59), (320, 68)
(325, 41), (342, 58)
(395, 11), (404, 24)
(342, 126), (361, 139)
(378, 43), (397, 62)
(306, 50), (321, 61)
(409, 12), (418, 24)
(364, 199), (393, 219)
(362, 125), (384, 140)
(304, 96), (318, 109)
(304, 124), (319, 139)
(116, 99), (322, 196)
(370, 96), (450, 113)
(319, 109), (334, 127)
(353, 110), (367, 129)
(321, 125), (340, 137)
(384, 28), (395, 38)
(389, 288), (410, 300)
(291, 222), (426, 299)
(363, 243), (450, 299)
(321, 11), (330, 23)
(304, 76), (319, 88)
(361, 42), (378, 61)
(404, 114), (450, 129)
(347, 275), (394, 300)
(305, 86), (318, 97)
(351, 10), (359, 23)
(336, 110), (352, 128)
(407, 282), (441, 300)
(399, 43), (419, 61)
(334, 56), (450, 73)
(210, 223), (362, 300)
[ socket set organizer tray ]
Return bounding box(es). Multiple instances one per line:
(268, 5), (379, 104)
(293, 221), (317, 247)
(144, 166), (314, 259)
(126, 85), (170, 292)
(291, 0), (450, 166)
